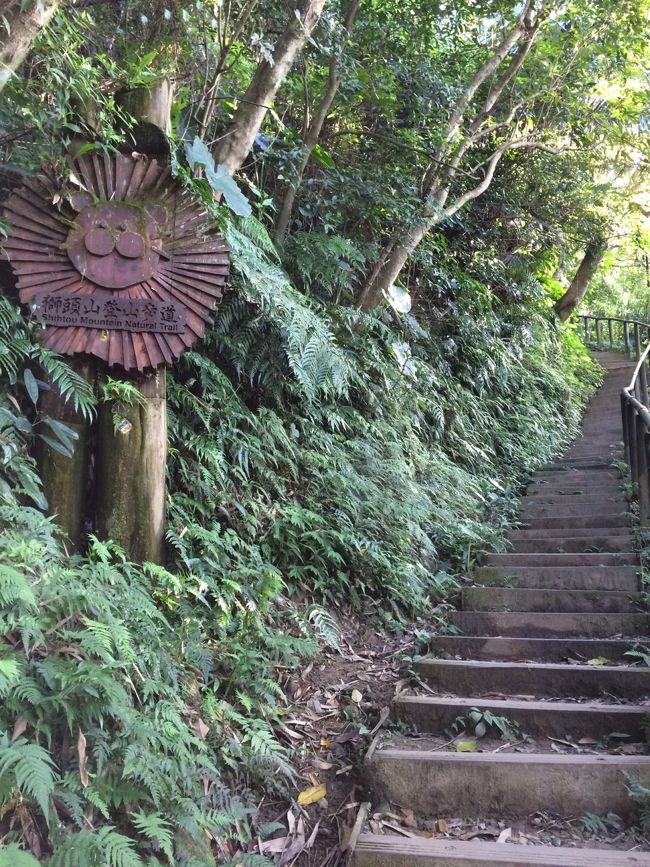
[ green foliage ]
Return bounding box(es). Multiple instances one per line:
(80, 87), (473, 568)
(99, 377), (147, 432)
(0, 295), (95, 509)
(0, 505), (299, 863)
(580, 812), (622, 835)
(625, 774), (650, 832)
(448, 708), (521, 741)
(0, 0), (615, 859)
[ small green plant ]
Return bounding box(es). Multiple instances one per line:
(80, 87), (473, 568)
(625, 644), (650, 667)
(625, 774), (650, 832)
(580, 812), (622, 834)
(448, 708), (521, 740)
(99, 377), (147, 432)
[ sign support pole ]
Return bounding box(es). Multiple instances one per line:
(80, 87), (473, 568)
(93, 83), (172, 564)
(95, 366), (166, 563)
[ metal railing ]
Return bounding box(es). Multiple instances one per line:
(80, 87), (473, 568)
(582, 315), (650, 526)
(622, 342), (650, 528)
(582, 314), (650, 361)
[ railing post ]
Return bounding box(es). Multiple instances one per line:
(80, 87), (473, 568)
(583, 316), (589, 343)
(622, 393), (630, 466)
(634, 322), (642, 360)
(637, 415), (650, 528)
(608, 319), (614, 348)
(629, 403), (639, 484)
(624, 321), (631, 356)
(596, 319), (603, 347)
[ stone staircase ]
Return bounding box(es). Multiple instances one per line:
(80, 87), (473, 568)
(354, 353), (650, 866)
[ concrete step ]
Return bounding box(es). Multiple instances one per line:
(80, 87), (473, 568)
(367, 749), (650, 818)
(447, 610), (650, 638)
(486, 552), (637, 566)
(521, 501), (627, 517)
(353, 835), (650, 866)
(531, 471), (620, 482)
(393, 694), (648, 738)
(525, 485), (624, 498)
(414, 658), (650, 698)
(474, 567), (638, 591)
(525, 492), (625, 503)
(463, 587), (642, 613)
(508, 526), (633, 539)
(427, 635), (641, 662)
(541, 461), (616, 470)
(519, 513), (629, 529)
(509, 536), (635, 554)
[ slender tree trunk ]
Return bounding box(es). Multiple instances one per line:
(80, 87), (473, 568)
(0, 0), (61, 93)
(554, 239), (608, 322)
(214, 0), (326, 177)
(355, 217), (433, 311)
(274, 0), (359, 241)
(354, 3), (542, 310)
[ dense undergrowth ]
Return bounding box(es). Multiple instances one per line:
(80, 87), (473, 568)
(0, 212), (601, 864)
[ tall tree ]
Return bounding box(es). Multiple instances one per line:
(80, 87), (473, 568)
(0, 0), (60, 93)
(554, 237), (609, 321)
(354, 0), (545, 310)
(214, 0), (327, 177)
(274, 0), (360, 241)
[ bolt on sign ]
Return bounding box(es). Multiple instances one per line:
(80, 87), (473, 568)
(2, 152), (229, 370)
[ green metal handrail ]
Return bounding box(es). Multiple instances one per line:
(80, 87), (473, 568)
(581, 314), (650, 358)
(617, 320), (650, 528)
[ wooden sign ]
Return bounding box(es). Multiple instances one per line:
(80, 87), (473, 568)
(2, 152), (229, 371)
(38, 292), (186, 333)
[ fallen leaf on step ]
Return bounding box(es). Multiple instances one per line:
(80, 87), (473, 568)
(350, 688), (363, 703)
(297, 784), (326, 806)
(456, 740), (477, 752)
(401, 808), (416, 827)
(436, 818), (449, 834)
(587, 657), (609, 666)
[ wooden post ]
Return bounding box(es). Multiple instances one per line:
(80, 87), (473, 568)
(93, 82), (172, 564)
(622, 393), (630, 467)
(637, 416), (650, 528)
(629, 404), (639, 484)
(624, 321), (631, 356)
(36, 359), (94, 549)
(95, 368), (166, 563)
(635, 324), (649, 407)
(608, 318), (614, 348)
(596, 319), (602, 347)
(116, 79), (174, 158)
(583, 316), (589, 343)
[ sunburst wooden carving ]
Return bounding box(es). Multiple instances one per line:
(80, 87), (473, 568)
(2, 153), (229, 370)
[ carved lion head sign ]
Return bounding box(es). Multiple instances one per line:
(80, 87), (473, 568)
(2, 153), (229, 370)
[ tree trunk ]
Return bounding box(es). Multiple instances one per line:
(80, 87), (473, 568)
(274, 0), (359, 241)
(554, 239), (608, 322)
(213, 0), (326, 177)
(353, 3), (542, 310)
(95, 370), (167, 564)
(355, 218), (433, 311)
(0, 0), (61, 93)
(36, 359), (94, 551)
(94, 83), (173, 564)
